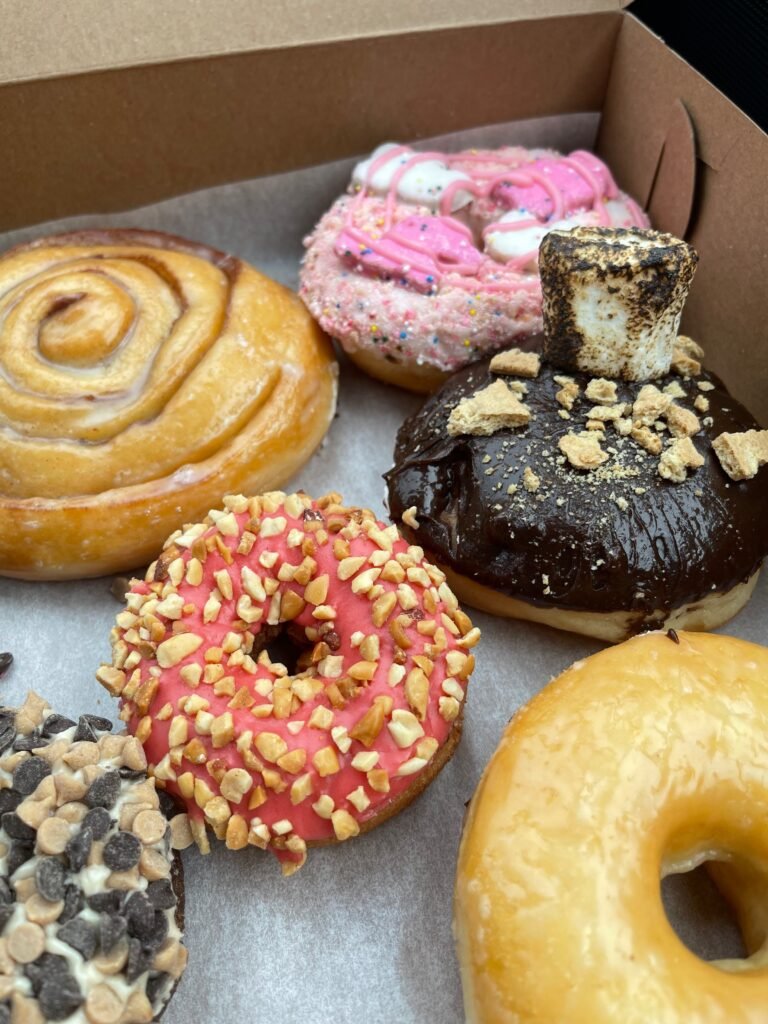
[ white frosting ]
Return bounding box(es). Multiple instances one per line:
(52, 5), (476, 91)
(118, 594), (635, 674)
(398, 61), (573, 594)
(484, 210), (602, 268)
(351, 143), (474, 212)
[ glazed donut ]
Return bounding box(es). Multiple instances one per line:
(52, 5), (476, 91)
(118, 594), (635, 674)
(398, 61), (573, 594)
(0, 229), (337, 581)
(96, 491), (479, 874)
(386, 228), (768, 641)
(0, 691), (187, 1023)
(300, 142), (647, 391)
(455, 630), (768, 1024)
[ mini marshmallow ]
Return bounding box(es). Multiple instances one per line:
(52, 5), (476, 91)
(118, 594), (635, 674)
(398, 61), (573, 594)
(540, 227), (698, 381)
(484, 210), (601, 269)
(352, 143), (474, 212)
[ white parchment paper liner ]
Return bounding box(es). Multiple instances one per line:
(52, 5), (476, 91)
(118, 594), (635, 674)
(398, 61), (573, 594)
(0, 114), (763, 1022)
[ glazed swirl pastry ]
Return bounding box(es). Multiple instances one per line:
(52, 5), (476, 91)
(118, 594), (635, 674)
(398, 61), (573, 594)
(0, 230), (337, 580)
(97, 491), (478, 874)
(455, 631), (768, 1024)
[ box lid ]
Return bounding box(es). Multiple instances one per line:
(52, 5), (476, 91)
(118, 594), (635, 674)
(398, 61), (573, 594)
(0, 0), (623, 84)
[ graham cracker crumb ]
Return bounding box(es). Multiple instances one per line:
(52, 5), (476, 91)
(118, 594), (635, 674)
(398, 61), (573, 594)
(585, 378), (618, 404)
(558, 432), (609, 470)
(585, 419), (606, 432)
(522, 467), (540, 492)
(631, 425), (663, 455)
(588, 404), (626, 423)
(489, 348), (541, 378)
(663, 381), (687, 399)
(697, 381), (715, 392)
(676, 335), (705, 359)
(554, 376), (579, 410)
(615, 417), (633, 436)
(447, 380), (531, 437)
(632, 385), (671, 427)
(665, 403), (701, 438)
(558, 408), (571, 420)
(712, 429), (768, 481)
(694, 395), (710, 413)
(658, 437), (705, 482)
(671, 350), (701, 377)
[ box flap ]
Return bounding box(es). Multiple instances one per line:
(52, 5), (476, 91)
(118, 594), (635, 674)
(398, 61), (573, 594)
(0, 0), (623, 84)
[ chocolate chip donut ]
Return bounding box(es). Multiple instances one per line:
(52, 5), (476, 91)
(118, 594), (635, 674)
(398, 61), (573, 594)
(0, 693), (187, 1023)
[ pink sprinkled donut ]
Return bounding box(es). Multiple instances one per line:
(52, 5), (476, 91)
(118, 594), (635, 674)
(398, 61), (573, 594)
(300, 143), (649, 392)
(97, 491), (479, 874)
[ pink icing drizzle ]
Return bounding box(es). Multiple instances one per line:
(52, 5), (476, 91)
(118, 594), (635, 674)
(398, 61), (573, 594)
(338, 145), (649, 295)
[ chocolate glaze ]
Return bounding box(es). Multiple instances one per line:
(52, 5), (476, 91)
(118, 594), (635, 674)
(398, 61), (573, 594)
(386, 353), (768, 629)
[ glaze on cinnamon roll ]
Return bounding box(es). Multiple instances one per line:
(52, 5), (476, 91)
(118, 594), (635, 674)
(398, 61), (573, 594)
(0, 230), (337, 580)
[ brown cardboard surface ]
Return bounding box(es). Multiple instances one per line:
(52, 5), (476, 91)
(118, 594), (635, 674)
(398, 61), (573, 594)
(0, 0), (622, 83)
(598, 14), (768, 422)
(0, 14), (621, 232)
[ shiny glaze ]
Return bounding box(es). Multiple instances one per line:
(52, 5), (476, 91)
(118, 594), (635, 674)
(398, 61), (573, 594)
(455, 631), (768, 1023)
(386, 352), (768, 625)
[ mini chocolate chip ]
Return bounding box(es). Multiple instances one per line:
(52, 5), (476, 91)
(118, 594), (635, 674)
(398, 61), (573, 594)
(12, 756), (51, 795)
(125, 891), (155, 941)
(83, 714), (113, 733)
(38, 974), (83, 1020)
(58, 883), (84, 924)
(42, 714), (77, 736)
(0, 904), (13, 931)
(82, 806), (112, 841)
(410, 607), (425, 621)
(0, 878), (12, 903)
(86, 891), (120, 914)
(145, 909), (169, 949)
(0, 1002), (9, 1024)
(302, 508), (324, 522)
(125, 938), (154, 983)
(0, 789), (22, 814)
(103, 831), (142, 871)
(73, 717), (98, 743)
(12, 729), (42, 751)
(146, 879), (176, 910)
(157, 790), (178, 820)
(65, 826), (93, 872)
(84, 770), (121, 809)
(0, 653), (12, 677)
(24, 952), (72, 996)
(146, 971), (171, 1005)
(7, 840), (33, 874)
(35, 857), (67, 901)
(667, 627), (680, 643)
(0, 721), (15, 755)
(99, 912), (127, 954)
(118, 767), (146, 781)
(57, 916), (98, 959)
(110, 576), (132, 602)
(2, 812), (36, 841)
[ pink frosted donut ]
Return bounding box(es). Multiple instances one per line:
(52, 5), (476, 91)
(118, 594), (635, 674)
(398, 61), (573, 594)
(97, 491), (479, 874)
(300, 143), (649, 391)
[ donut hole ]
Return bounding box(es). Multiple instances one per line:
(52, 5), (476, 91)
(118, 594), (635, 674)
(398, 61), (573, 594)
(250, 623), (326, 676)
(661, 865), (747, 962)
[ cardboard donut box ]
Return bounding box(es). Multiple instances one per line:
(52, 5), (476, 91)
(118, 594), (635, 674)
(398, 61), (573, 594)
(2, 0), (766, 422)
(1, 1), (766, 1020)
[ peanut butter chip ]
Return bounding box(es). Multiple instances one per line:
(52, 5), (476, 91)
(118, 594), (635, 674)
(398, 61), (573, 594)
(7, 922), (45, 963)
(447, 380), (531, 437)
(558, 432), (609, 470)
(169, 814), (194, 851)
(712, 429), (768, 481)
(36, 816), (71, 855)
(86, 983), (125, 1024)
(489, 348), (541, 378)
(132, 809), (167, 845)
(139, 847), (171, 880)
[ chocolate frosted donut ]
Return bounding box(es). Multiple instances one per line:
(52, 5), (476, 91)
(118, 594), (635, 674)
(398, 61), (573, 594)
(386, 353), (768, 641)
(0, 692), (187, 1023)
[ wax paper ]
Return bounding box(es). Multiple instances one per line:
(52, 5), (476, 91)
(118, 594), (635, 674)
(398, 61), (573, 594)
(0, 113), (762, 1022)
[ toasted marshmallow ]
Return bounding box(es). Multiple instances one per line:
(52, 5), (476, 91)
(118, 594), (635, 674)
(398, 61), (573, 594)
(351, 143), (474, 212)
(540, 227), (698, 381)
